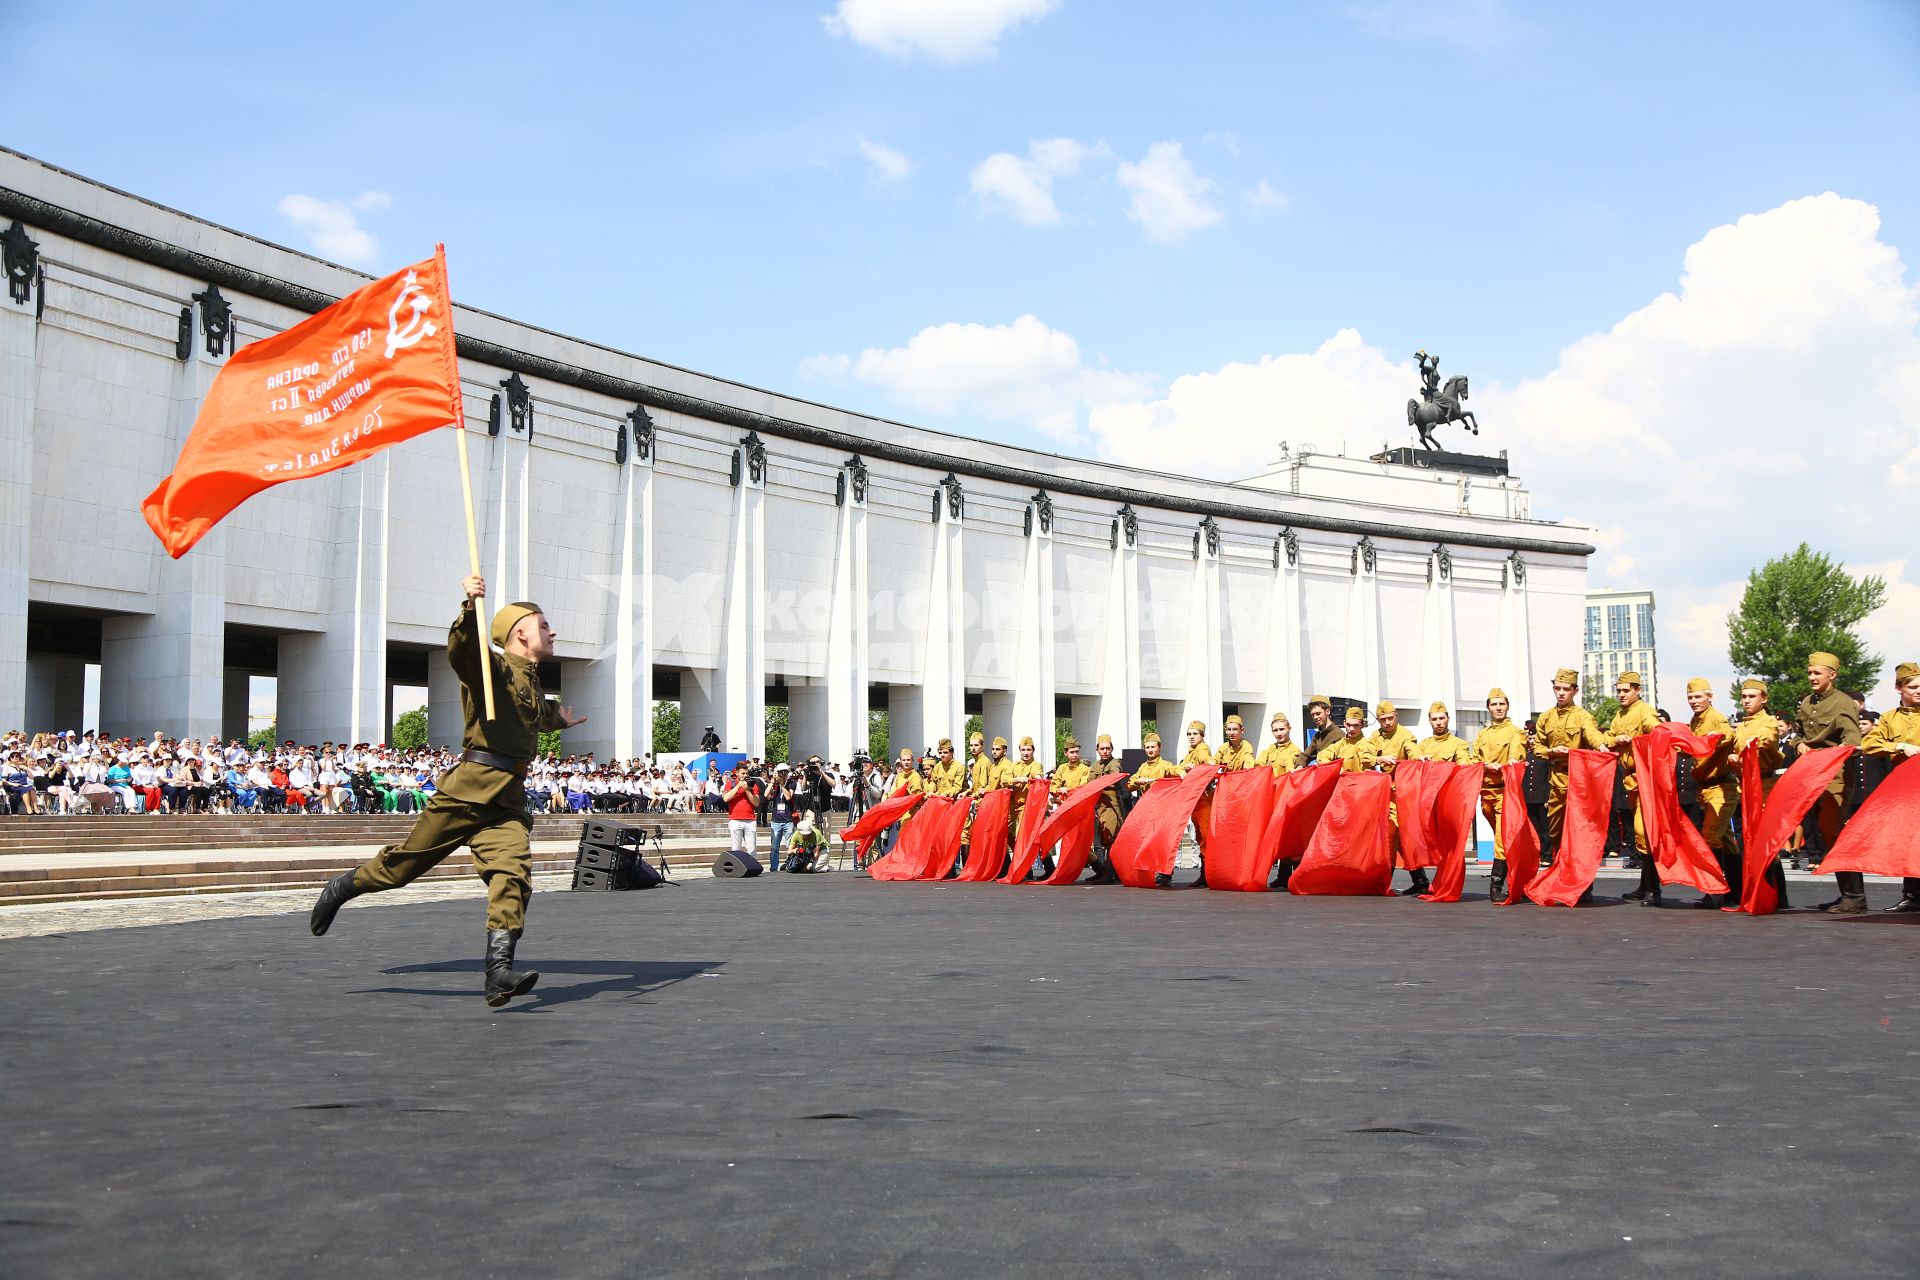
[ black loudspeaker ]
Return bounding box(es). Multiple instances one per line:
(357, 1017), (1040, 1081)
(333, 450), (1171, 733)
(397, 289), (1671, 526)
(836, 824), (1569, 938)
(580, 820), (644, 851)
(713, 850), (764, 878)
(571, 866), (628, 892)
(573, 819), (667, 891)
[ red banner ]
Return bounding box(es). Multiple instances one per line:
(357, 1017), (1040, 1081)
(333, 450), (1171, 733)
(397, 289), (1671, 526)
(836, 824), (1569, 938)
(1630, 724), (1728, 894)
(1002, 780), (1058, 883)
(1804, 752), (1918, 878)
(1197, 768), (1281, 891)
(143, 248), (463, 558)
(1498, 761), (1541, 905)
(1109, 766), (1219, 887)
(1027, 774), (1127, 886)
(1392, 759), (1441, 870)
(1260, 766), (1341, 869)
(1731, 746), (1854, 912)
(837, 790), (923, 859)
(1526, 750), (1614, 907)
(1730, 747), (1778, 914)
(1416, 762), (1485, 902)
(955, 790), (1011, 882)
(867, 795), (969, 881)
(1290, 772), (1394, 896)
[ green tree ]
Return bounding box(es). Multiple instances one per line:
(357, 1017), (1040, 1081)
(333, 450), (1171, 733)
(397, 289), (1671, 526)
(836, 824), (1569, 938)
(1141, 717), (1158, 743)
(652, 700), (680, 756)
(765, 705), (789, 763)
(1726, 544), (1887, 714)
(965, 713), (983, 744)
(247, 721), (276, 752)
(867, 708), (890, 761)
(1581, 690), (1620, 726)
(392, 705), (429, 752)
(537, 729), (562, 758)
(1054, 715), (1073, 763)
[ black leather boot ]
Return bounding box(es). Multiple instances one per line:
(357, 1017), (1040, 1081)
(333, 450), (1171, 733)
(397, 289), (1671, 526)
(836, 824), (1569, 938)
(1035, 855), (1056, 881)
(484, 929), (539, 1006)
(1823, 871), (1868, 915)
(309, 870), (363, 936)
(1881, 878), (1920, 913)
(1269, 860), (1293, 892)
(1089, 856), (1116, 884)
(1400, 869), (1431, 896)
(1154, 872), (1173, 888)
(1488, 863), (1506, 903)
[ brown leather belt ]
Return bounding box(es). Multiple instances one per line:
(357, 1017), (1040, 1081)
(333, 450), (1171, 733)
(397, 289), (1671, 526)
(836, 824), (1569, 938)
(462, 748), (529, 776)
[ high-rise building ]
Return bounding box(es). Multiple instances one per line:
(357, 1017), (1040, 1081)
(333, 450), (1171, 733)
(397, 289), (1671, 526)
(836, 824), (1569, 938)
(1583, 588), (1661, 710)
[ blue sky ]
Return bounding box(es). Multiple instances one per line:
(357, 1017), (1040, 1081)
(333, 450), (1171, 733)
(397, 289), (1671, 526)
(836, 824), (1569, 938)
(12, 1), (1920, 704)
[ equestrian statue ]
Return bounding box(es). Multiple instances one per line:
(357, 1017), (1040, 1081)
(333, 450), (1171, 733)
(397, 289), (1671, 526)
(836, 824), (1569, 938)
(1407, 349), (1479, 450)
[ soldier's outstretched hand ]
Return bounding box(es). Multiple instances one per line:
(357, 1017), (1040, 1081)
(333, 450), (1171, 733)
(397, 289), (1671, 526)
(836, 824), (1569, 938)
(464, 574), (487, 601)
(556, 705), (589, 728)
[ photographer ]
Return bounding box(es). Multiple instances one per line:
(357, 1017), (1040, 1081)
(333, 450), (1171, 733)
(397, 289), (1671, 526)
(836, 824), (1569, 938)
(798, 755), (833, 820)
(722, 763), (763, 862)
(849, 755), (884, 823)
(765, 763), (797, 873)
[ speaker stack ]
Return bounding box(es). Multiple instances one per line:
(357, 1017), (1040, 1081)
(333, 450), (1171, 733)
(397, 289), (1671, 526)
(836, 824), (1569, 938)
(713, 849), (764, 878)
(571, 821), (665, 891)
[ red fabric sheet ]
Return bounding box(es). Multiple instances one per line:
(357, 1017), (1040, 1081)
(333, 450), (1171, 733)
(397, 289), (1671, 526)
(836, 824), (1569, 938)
(1804, 751), (1918, 878)
(1526, 749), (1614, 907)
(1733, 747), (1855, 910)
(1417, 762), (1485, 903)
(1289, 772), (1395, 896)
(1028, 774), (1127, 886)
(1729, 748), (1779, 915)
(866, 794), (969, 881)
(1109, 766), (1219, 887)
(1631, 724), (1728, 894)
(1498, 760), (1540, 905)
(1392, 760), (1440, 870)
(955, 790), (1011, 882)
(837, 790), (924, 859)
(1260, 766), (1342, 869)
(1001, 780), (1058, 882)
(1197, 768), (1281, 891)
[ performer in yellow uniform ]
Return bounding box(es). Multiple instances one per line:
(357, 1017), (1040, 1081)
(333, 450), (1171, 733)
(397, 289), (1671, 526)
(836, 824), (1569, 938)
(926, 738), (966, 797)
(1607, 672), (1662, 904)
(1730, 678), (1788, 907)
(1472, 688), (1530, 902)
(1256, 713), (1306, 776)
(1048, 737), (1093, 882)
(1861, 661), (1920, 912)
(1004, 734), (1049, 877)
(1407, 700), (1476, 895)
(1216, 714), (1256, 772)
(1798, 652), (1865, 911)
(953, 732), (996, 875)
(1365, 702), (1420, 890)
(1530, 668), (1607, 855)
(1316, 707), (1379, 770)
(1089, 733), (1127, 883)
(1304, 694), (1340, 759)
(1128, 732), (1186, 887)
(1684, 677), (1740, 907)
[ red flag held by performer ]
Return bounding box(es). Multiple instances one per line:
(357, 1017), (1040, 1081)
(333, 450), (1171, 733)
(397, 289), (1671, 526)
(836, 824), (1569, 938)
(1799, 752), (1917, 878)
(1197, 768), (1281, 891)
(1731, 746), (1855, 911)
(1290, 772), (1394, 896)
(1526, 749), (1614, 906)
(143, 248), (464, 558)
(1002, 780), (1057, 883)
(1259, 766), (1341, 873)
(868, 794), (969, 881)
(838, 790), (924, 861)
(955, 790), (1011, 881)
(1729, 747), (1778, 914)
(1109, 766), (1219, 887)
(1631, 723), (1728, 894)
(1498, 760), (1541, 905)
(1028, 773), (1127, 886)
(1417, 762), (1485, 903)
(1392, 760), (1442, 871)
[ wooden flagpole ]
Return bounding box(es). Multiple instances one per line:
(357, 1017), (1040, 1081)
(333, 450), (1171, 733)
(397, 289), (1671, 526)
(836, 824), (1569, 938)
(455, 424), (497, 721)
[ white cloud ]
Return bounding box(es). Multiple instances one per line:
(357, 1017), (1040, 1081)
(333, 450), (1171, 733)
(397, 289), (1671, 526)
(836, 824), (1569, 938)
(857, 138), (913, 182)
(1116, 142), (1222, 244)
(276, 191), (390, 268)
(968, 137), (1090, 225)
(822, 0), (1060, 61)
(1245, 178), (1290, 211)
(811, 314), (1156, 442)
(1346, 0), (1523, 50)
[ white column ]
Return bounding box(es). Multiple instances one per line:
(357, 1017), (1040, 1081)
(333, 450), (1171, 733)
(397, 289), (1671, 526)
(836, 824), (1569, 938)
(563, 422), (654, 761)
(1172, 519), (1224, 734)
(1340, 537), (1383, 709)
(1418, 546), (1459, 708)
(1010, 494), (1056, 744)
(823, 460), (870, 762)
(1496, 552), (1536, 722)
(1098, 507), (1142, 748)
(101, 292), (227, 741)
(278, 454), (390, 744)
(0, 267), (36, 730)
(721, 437), (767, 756)
(1260, 530), (1304, 732)
(920, 476), (966, 744)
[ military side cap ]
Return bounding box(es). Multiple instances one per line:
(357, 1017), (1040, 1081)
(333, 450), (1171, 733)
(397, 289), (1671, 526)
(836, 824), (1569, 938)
(1225, 714), (1244, 728)
(489, 601), (543, 648)
(896, 749), (914, 763)
(1617, 671), (1643, 688)
(1428, 701), (1449, 716)
(1143, 732), (1161, 745)
(1018, 735), (1034, 748)
(1308, 693), (1331, 707)
(1552, 668), (1579, 687)
(1375, 700), (1396, 717)
(1344, 707), (1366, 724)
(1270, 713), (1291, 728)
(1486, 687), (1507, 702)
(1187, 719), (1206, 734)
(969, 732), (984, 744)
(1062, 737), (1080, 751)
(1741, 678), (1769, 694)
(1095, 733), (1114, 748)
(938, 737), (954, 751)
(1686, 677), (1712, 694)
(992, 736), (1008, 749)
(1809, 651), (1841, 672)
(1895, 661), (1919, 683)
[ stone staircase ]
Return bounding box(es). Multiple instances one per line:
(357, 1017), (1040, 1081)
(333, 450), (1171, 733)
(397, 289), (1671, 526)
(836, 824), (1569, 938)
(0, 811), (848, 906)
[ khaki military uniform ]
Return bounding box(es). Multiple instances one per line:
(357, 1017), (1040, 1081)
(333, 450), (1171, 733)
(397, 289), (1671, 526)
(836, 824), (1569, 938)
(1315, 736), (1379, 771)
(351, 600), (563, 932)
(1257, 741), (1306, 775)
(1605, 700), (1660, 857)
(1129, 756), (1184, 790)
(1305, 722), (1341, 759)
(1472, 719), (1529, 861)
(1051, 760), (1093, 795)
(1002, 756), (1046, 836)
(1689, 705), (1739, 857)
(926, 757), (966, 798)
(1214, 740), (1256, 772)
(1530, 704), (1608, 848)
(1413, 732), (1473, 764)
(1795, 686), (1861, 850)
(1091, 756), (1126, 852)
(1862, 704), (1920, 898)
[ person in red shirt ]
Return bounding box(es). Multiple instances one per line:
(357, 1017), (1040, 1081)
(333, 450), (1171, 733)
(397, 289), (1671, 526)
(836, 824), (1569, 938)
(722, 764), (762, 862)
(273, 764), (306, 813)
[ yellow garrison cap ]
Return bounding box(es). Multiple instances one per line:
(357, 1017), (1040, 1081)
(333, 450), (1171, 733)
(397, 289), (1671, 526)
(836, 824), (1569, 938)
(938, 737), (954, 751)
(1063, 737), (1081, 751)
(1344, 706), (1366, 724)
(991, 736), (1007, 750)
(1895, 661), (1919, 683)
(1143, 732), (1161, 745)
(1487, 687), (1508, 702)
(1686, 677), (1712, 694)
(1018, 735), (1034, 748)
(1740, 678), (1769, 694)
(1428, 701), (1449, 716)
(1553, 668), (1579, 687)
(1225, 714), (1244, 728)
(1187, 720), (1206, 734)
(1809, 651), (1841, 671)
(1270, 712), (1291, 728)
(489, 601), (542, 648)
(896, 749), (914, 763)
(1617, 671), (1643, 687)
(1308, 693), (1331, 707)
(1376, 700), (1396, 717)
(1095, 733), (1114, 748)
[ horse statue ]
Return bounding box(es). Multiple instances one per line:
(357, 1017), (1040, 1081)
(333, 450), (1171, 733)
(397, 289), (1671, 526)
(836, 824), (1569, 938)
(1407, 373), (1478, 450)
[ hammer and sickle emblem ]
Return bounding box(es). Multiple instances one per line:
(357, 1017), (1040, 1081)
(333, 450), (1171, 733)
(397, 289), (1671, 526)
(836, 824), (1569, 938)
(384, 269), (437, 359)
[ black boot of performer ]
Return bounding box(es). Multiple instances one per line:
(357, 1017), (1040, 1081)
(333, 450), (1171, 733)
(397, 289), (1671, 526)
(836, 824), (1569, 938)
(1269, 860), (1293, 892)
(1487, 862), (1506, 903)
(484, 929), (539, 1006)
(1035, 855), (1056, 881)
(1400, 868), (1431, 896)
(1154, 872), (1173, 888)
(309, 870), (363, 936)
(1768, 857), (1790, 909)
(1823, 871), (1868, 915)
(1881, 877), (1920, 913)
(1089, 854), (1117, 884)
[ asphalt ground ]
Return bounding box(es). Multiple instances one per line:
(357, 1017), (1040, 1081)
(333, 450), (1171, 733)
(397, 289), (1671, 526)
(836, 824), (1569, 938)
(3, 867), (1916, 1279)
